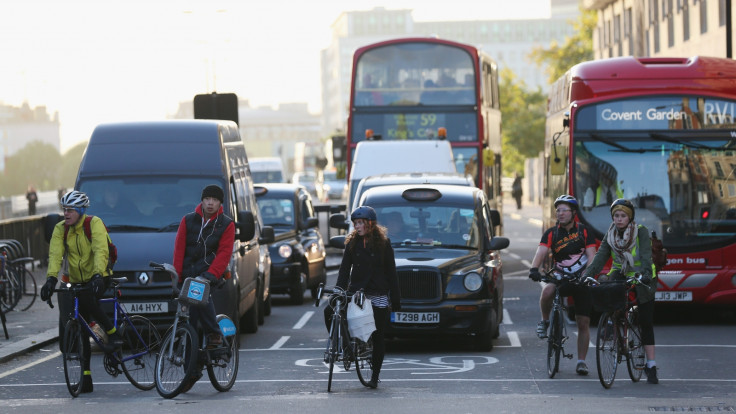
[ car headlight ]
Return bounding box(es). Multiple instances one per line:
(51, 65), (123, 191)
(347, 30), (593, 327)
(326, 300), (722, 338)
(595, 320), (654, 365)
(463, 272), (483, 292)
(278, 244), (293, 258)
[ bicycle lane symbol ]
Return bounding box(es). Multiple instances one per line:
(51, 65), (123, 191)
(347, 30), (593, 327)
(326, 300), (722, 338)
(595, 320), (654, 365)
(295, 356), (498, 375)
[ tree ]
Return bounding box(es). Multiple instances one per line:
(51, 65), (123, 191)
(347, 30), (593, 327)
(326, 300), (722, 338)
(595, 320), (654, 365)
(499, 69), (546, 176)
(530, 8), (597, 85)
(0, 141), (62, 197)
(60, 142), (87, 190)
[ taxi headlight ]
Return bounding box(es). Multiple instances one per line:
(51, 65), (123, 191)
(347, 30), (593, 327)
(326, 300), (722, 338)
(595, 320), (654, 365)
(463, 272), (483, 292)
(278, 244), (293, 258)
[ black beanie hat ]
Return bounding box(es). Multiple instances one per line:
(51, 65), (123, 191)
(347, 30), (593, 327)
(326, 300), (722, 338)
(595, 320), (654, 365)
(201, 184), (224, 203)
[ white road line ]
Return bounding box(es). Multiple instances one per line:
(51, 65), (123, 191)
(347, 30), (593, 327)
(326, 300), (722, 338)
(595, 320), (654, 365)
(0, 351), (60, 380)
(506, 331), (521, 347)
(520, 259), (532, 268)
(269, 336), (290, 350)
(502, 309), (513, 325)
(507, 252), (521, 260)
(293, 311), (314, 330)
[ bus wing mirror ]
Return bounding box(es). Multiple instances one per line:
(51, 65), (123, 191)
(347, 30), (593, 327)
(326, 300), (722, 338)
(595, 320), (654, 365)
(550, 146), (567, 176)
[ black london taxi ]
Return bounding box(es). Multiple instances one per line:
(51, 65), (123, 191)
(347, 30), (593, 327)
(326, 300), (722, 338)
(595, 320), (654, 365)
(255, 184), (327, 305)
(329, 184), (509, 351)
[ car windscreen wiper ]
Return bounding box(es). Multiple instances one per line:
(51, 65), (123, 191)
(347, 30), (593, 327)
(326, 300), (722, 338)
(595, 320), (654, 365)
(158, 223), (181, 232)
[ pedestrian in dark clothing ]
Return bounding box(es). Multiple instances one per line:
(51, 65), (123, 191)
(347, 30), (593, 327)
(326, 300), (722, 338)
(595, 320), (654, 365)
(26, 186), (38, 215)
(512, 173), (523, 210)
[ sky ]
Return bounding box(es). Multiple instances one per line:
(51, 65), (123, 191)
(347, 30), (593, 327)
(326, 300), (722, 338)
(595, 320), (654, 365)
(0, 0), (551, 153)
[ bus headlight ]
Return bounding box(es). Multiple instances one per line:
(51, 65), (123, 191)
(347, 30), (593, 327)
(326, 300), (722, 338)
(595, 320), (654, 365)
(464, 272), (483, 292)
(278, 244), (293, 258)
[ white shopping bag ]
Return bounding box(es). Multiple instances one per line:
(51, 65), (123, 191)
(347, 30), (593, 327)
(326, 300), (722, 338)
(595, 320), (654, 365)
(347, 295), (376, 342)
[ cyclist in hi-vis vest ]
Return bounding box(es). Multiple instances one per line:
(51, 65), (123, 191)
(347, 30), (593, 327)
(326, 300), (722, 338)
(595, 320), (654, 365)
(582, 198), (659, 384)
(528, 195), (597, 376)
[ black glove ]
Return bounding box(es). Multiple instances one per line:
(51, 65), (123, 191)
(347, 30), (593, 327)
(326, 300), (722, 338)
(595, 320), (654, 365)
(40, 276), (58, 301)
(90, 274), (105, 299)
(201, 272), (218, 284)
(529, 267), (542, 282)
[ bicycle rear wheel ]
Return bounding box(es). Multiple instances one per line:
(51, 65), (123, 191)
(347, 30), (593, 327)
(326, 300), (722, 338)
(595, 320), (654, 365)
(596, 312), (618, 389)
(355, 337), (375, 387)
(547, 308), (562, 378)
(207, 315), (240, 392)
(626, 308), (645, 382)
(13, 266), (36, 311)
(120, 315), (161, 390)
(62, 319), (84, 398)
(155, 323), (199, 399)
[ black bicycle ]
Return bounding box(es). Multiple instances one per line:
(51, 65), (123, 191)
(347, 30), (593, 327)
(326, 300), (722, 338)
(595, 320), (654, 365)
(49, 277), (161, 397)
(540, 269), (591, 378)
(150, 262), (239, 399)
(315, 283), (375, 392)
(591, 278), (646, 389)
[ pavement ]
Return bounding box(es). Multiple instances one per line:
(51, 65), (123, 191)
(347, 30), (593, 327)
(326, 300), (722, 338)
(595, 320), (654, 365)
(0, 198), (539, 365)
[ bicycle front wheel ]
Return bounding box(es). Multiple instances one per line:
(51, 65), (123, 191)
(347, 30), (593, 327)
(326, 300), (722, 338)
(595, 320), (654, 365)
(596, 312), (619, 389)
(120, 315), (161, 390)
(355, 337), (375, 387)
(0, 266), (21, 312)
(626, 308), (645, 382)
(155, 323), (199, 399)
(547, 308), (562, 378)
(207, 315), (240, 392)
(326, 315), (341, 392)
(62, 319), (84, 398)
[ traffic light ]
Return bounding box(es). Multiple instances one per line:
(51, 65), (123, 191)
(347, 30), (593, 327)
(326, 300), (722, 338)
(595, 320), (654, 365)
(700, 206), (711, 227)
(194, 92), (239, 125)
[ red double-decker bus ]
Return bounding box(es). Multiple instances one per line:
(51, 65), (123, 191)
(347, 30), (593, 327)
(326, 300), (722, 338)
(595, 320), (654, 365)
(543, 56), (736, 306)
(345, 37), (503, 212)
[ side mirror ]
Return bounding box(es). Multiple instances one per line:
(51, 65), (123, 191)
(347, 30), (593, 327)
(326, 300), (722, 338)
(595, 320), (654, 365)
(550, 146), (567, 176)
(489, 210), (502, 227)
(301, 216), (319, 230)
(329, 213), (349, 230)
(259, 225), (275, 244)
(329, 235), (346, 249)
(488, 236), (510, 251)
(237, 211), (256, 242)
(44, 213), (64, 244)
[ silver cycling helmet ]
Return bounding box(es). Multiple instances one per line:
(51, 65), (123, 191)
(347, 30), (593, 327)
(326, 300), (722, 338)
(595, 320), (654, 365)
(554, 194), (578, 210)
(60, 190), (90, 208)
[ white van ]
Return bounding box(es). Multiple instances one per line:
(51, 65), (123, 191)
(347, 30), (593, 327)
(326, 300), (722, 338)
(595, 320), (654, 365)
(347, 140), (456, 211)
(250, 157), (286, 183)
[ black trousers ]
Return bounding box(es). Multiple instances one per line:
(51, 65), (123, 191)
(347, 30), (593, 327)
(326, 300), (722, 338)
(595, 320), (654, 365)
(56, 287), (115, 371)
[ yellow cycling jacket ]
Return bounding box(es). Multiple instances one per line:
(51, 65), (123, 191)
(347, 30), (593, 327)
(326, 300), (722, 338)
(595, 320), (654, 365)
(47, 215), (112, 283)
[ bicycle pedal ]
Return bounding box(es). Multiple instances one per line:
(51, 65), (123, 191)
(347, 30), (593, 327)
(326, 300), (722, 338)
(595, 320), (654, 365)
(564, 353), (574, 359)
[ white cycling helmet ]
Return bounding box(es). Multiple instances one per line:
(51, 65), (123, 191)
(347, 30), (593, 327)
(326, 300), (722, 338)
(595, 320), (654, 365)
(554, 194), (578, 210)
(60, 190), (90, 208)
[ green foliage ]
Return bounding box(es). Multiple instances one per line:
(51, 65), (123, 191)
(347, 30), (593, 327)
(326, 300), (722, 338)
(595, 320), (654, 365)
(499, 69), (546, 176)
(529, 7), (597, 85)
(0, 140), (87, 197)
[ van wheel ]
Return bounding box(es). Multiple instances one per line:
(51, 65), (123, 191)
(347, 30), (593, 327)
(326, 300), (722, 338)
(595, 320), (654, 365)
(264, 293), (272, 316)
(240, 299), (259, 334)
(289, 272), (306, 305)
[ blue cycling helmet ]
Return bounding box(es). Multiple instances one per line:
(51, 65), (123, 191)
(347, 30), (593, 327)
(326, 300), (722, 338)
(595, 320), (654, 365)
(350, 206), (377, 222)
(554, 194), (578, 210)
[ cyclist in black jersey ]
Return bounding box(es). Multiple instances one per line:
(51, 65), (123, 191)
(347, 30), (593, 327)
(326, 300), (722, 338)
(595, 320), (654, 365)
(528, 195), (596, 376)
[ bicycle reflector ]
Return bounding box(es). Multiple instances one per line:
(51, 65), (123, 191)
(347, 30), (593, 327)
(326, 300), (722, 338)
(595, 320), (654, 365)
(402, 188), (442, 202)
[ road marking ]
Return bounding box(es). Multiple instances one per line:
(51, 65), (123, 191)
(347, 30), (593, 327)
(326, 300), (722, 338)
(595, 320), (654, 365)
(269, 336), (290, 350)
(506, 252), (521, 260)
(502, 309), (513, 324)
(0, 351), (60, 380)
(507, 331), (521, 347)
(293, 311), (314, 330)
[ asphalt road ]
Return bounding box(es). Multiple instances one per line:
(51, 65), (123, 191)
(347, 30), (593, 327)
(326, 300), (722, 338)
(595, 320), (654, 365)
(1, 201), (735, 413)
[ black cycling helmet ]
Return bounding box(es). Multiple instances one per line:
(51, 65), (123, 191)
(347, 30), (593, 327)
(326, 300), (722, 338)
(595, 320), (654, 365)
(350, 206), (377, 222)
(610, 198), (635, 220)
(554, 194), (578, 210)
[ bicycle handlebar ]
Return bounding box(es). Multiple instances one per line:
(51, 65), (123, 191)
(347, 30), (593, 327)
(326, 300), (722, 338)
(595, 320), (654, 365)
(313, 283), (365, 309)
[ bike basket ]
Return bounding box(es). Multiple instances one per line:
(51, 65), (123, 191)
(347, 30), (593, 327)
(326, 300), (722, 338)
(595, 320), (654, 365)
(591, 283), (627, 312)
(179, 277), (210, 306)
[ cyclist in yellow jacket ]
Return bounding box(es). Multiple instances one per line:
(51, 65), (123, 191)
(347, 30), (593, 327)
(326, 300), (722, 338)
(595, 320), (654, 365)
(41, 190), (122, 393)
